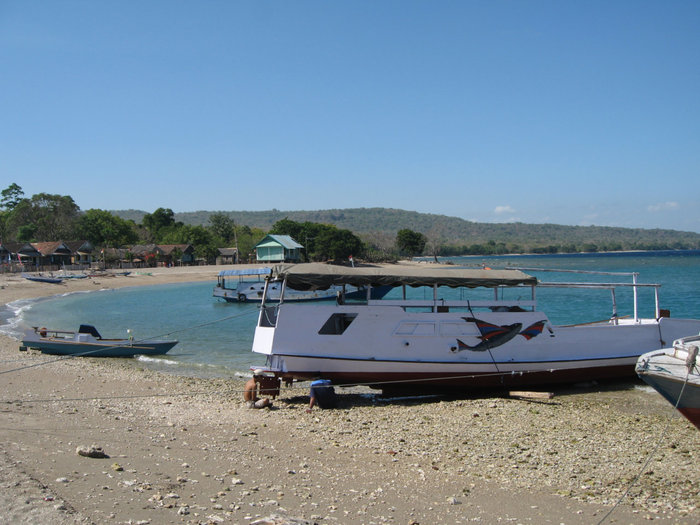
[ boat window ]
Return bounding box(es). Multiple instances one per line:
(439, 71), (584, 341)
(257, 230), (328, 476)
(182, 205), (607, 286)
(440, 322), (477, 337)
(318, 313), (358, 335)
(394, 322), (436, 336)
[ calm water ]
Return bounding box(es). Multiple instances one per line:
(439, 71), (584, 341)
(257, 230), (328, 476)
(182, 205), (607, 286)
(3, 251), (700, 379)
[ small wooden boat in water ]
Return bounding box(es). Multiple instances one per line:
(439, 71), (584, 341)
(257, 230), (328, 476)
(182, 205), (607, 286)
(636, 334), (700, 430)
(22, 324), (178, 357)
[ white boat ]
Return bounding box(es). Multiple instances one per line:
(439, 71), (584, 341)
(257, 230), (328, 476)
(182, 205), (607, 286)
(214, 267), (390, 303)
(636, 334), (700, 430)
(251, 263), (700, 393)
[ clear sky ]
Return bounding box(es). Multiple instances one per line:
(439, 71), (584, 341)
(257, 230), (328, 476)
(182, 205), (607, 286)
(1, 1), (699, 232)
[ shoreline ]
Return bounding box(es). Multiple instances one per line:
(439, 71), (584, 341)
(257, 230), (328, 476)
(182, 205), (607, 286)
(1, 266), (699, 523)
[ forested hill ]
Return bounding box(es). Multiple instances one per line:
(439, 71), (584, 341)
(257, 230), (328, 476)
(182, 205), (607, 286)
(112, 208), (700, 252)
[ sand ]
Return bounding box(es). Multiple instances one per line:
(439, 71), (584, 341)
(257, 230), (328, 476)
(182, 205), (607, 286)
(0, 266), (698, 524)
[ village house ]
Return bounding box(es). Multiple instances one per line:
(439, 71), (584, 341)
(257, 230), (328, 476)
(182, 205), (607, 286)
(0, 241), (94, 271)
(254, 235), (303, 263)
(129, 244), (195, 267)
(216, 247), (239, 265)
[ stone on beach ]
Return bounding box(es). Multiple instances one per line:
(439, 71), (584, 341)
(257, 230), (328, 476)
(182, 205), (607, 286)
(75, 445), (109, 458)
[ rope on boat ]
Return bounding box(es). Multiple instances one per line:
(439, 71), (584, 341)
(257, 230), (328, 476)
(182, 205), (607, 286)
(595, 358), (695, 525)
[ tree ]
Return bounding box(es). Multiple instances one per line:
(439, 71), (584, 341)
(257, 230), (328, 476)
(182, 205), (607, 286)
(8, 193), (80, 241)
(396, 229), (426, 256)
(269, 218), (304, 241)
(1, 183), (25, 210)
(142, 208), (176, 241)
(208, 212), (237, 245)
(77, 209), (138, 247)
(270, 219), (364, 261)
(236, 225), (266, 263)
(314, 226), (364, 261)
(1, 183), (27, 241)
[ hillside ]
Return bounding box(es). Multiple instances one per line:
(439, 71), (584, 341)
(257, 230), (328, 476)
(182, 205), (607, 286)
(112, 208), (700, 252)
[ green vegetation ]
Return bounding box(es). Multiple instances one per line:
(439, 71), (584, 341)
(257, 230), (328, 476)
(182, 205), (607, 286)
(396, 229), (427, 257)
(113, 207), (700, 255)
(270, 219), (363, 262)
(2, 183), (700, 262)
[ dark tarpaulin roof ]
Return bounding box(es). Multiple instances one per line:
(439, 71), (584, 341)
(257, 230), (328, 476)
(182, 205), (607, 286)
(271, 263), (537, 290)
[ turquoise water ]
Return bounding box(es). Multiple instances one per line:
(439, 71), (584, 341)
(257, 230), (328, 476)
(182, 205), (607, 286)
(3, 251), (700, 378)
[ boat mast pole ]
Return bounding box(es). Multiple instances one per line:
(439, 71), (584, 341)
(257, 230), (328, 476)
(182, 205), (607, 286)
(261, 277), (270, 308)
(654, 286), (660, 319)
(279, 276), (288, 305)
(610, 289), (618, 324)
(633, 272), (639, 322)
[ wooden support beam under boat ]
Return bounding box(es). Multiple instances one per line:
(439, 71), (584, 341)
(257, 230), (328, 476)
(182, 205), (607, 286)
(508, 391), (554, 400)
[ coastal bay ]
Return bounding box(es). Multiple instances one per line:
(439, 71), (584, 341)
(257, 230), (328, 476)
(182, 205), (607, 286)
(1, 266), (698, 524)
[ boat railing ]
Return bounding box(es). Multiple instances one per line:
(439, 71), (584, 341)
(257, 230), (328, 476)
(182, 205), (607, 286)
(536, 281), (661, 323)
(367, 299), (537, 312)
(32, 327), (76, 339)
(511, 268), (662, 324)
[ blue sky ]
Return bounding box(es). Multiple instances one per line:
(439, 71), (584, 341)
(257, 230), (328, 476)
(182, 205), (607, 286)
(1, 1), (699, 232)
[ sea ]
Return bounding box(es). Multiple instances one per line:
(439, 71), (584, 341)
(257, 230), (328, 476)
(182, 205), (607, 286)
(2, 250), (700, 380)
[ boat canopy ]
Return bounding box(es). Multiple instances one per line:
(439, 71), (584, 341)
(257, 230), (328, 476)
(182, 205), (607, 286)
(271, 263), (537, 290)
(217, 268), (271, 277)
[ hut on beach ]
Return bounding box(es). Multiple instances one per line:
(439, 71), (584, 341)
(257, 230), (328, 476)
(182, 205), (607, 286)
(254, 235), (303, 263)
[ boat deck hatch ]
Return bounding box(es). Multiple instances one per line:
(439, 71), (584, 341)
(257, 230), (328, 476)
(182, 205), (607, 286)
(318, 313), (358, 335)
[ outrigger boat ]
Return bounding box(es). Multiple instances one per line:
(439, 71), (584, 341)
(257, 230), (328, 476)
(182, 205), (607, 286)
(636, 334), (700, 430)
(251, 263), (700, 392)
(214, 267), (390, 303)
(22, 273), (63, 284)
(22, 324), (178, 357)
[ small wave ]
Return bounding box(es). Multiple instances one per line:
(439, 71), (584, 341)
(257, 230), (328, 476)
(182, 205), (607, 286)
(136, 355), (181, 366)
(134, 354), (252, 379)
(634, 384), (657, 394)
(0, 298), (42, 339)
(55, 289), (99, 299)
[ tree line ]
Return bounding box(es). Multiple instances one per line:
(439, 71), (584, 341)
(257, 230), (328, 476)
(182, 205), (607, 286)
(3, 183), (699, 263)
(0, 184), (410, 263)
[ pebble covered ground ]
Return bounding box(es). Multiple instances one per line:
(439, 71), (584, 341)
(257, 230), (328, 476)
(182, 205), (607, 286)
(1, 268), (698, 524)
(2, 349), (699, 524)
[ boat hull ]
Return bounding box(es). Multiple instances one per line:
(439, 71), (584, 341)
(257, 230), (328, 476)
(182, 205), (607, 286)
(254, 303), (700, 391)
(23, 275), (63, 284)
(22, 328), (177, 357)
(264, 353), (635, 391)
(637, 343), (700, 430)
(23, 340), (178, 357)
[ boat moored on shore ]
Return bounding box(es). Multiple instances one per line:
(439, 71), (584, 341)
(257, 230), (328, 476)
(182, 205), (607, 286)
(251, 263), (700, 393)
(636, 334), (700, 430)
(22, 324), (178, 357)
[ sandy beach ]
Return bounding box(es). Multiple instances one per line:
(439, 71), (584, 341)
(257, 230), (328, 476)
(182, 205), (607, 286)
(1, 266), (698, 524)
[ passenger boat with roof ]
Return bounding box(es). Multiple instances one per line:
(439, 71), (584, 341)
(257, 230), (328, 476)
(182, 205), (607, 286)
(250, 263), (700, 392)
(636, 334), (700, 430)
(214, 267), (390, 303)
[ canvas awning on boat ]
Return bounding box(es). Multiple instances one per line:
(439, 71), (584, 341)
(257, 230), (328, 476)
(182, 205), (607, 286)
(218, 268), (271, 277)
(271, 263), (537, 290)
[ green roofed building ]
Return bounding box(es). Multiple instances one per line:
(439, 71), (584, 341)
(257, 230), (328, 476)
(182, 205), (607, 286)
(254, 235), (303, 263)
